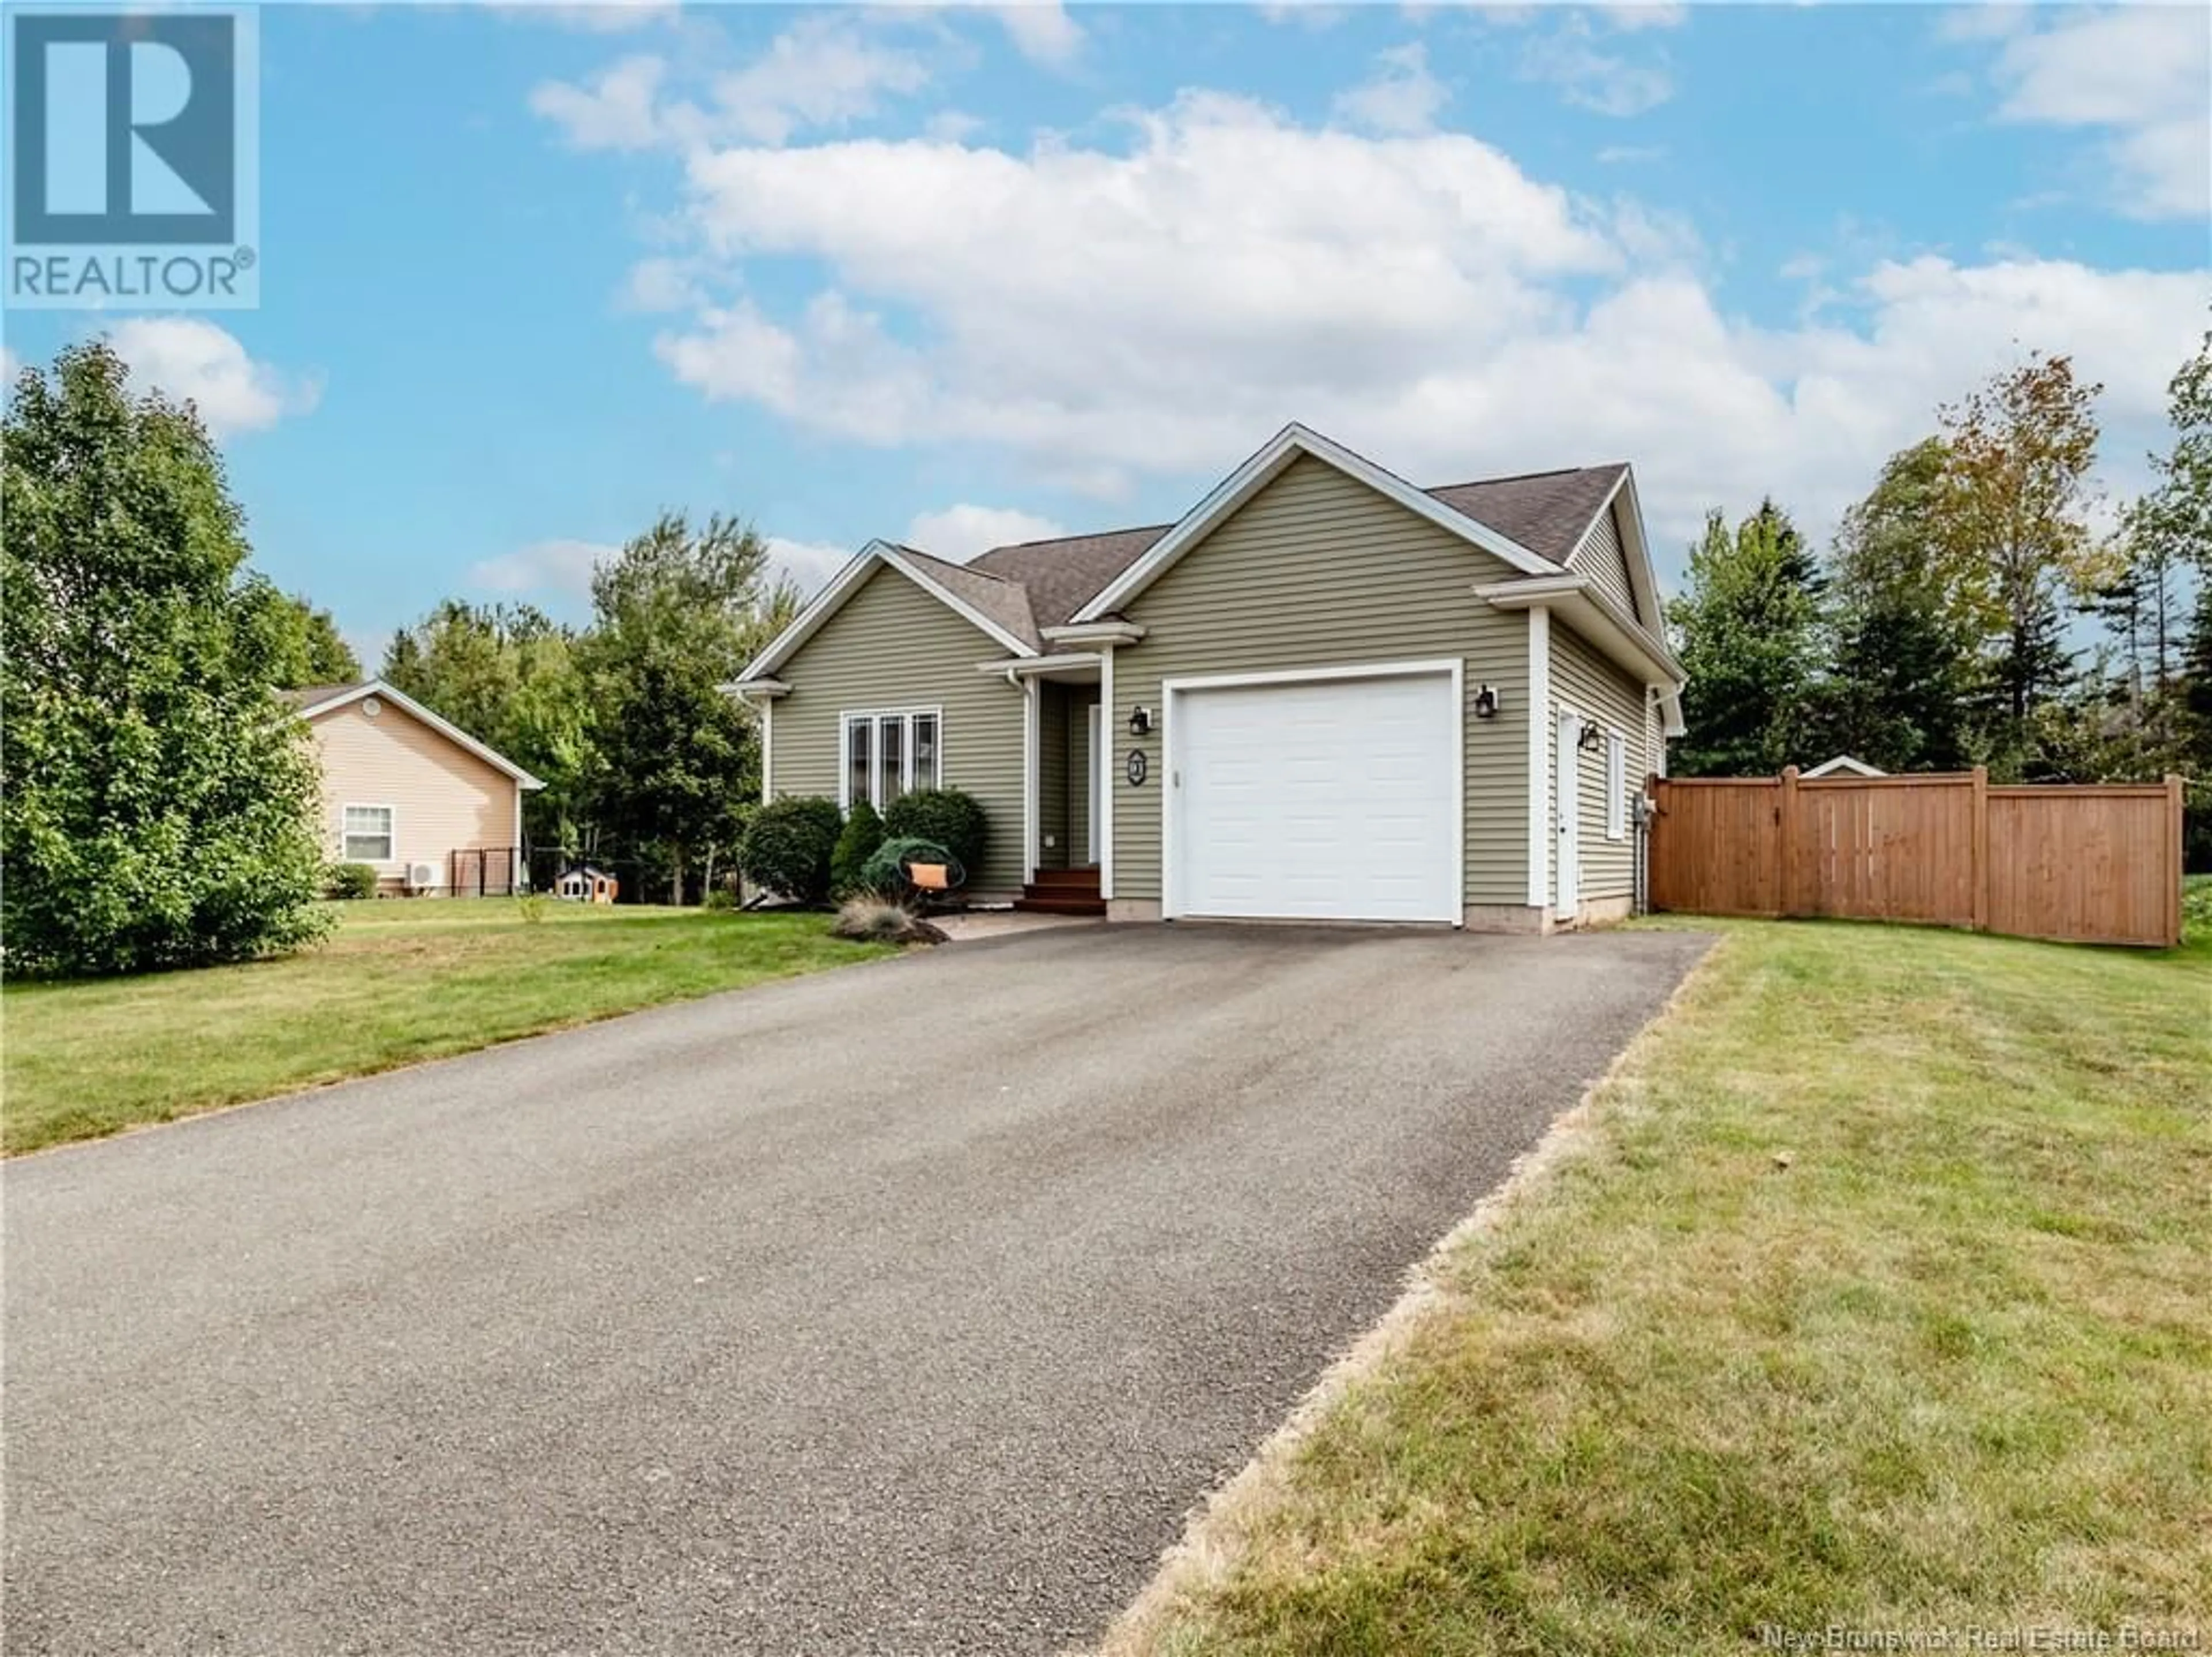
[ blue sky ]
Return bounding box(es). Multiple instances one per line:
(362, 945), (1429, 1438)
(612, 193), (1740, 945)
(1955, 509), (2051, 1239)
(4, 1), (2207, 663)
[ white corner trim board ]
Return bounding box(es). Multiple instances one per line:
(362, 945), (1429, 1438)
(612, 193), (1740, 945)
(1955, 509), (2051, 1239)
(1526, 607), (1551, 910)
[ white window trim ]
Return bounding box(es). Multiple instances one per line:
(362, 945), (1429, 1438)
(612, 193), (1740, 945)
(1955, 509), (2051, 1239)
(1159, 657), (1465, 926)
(342, 802), (397, 865)
(1605, 730), (1627, 841)
(838, 706), (945, 812)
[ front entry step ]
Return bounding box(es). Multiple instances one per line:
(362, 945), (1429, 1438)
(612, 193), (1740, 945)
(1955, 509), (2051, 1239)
(1014, 868), (1105, 916)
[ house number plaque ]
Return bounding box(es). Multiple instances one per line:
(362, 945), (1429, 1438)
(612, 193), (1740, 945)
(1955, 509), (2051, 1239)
(1126, 749), (1148, 786)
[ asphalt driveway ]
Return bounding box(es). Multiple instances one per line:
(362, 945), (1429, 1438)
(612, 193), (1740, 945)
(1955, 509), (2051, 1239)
(5, 922), (1709, 1656)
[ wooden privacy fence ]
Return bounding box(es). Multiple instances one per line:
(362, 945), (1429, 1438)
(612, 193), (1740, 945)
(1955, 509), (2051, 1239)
(1646, 767), (2184, 948)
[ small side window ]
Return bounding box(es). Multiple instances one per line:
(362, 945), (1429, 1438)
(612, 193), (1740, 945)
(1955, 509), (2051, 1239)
(343, 805), (395, 862)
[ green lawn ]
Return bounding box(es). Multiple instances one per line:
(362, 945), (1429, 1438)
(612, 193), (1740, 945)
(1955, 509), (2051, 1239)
(1114, 908), (2211, 1655)
(2, 902), (892, 1155)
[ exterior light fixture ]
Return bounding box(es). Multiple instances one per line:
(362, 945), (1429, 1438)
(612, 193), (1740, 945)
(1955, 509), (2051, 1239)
(1128, 705), (1154, 737)
(1577, 722), (1604, 753)
(1472, 685), (1499, 720)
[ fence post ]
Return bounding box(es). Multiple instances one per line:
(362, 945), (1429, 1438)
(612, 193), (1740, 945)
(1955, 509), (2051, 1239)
(2168, 773), (2186, 948)
(1778, 766), (1802, 918)
(1971, 765), (1989, 934)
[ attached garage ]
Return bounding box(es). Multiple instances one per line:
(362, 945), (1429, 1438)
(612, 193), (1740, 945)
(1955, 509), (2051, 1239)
(1163, 662), (1462, 924)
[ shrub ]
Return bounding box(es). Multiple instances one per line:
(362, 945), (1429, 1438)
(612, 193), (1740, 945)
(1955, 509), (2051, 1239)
(324, 862), (379, 901)
(831, 894), (947, 945)
(830, 799), (888, 897)
(515, 894), (550, 925)
(883, 789), (987, 886)
(861, 835), (953, 898)
(737, 795), (843, 906)
(701, 885), (738, 912)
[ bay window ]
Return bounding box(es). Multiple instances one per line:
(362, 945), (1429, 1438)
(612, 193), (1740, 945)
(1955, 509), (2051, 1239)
(841, 709), (941, 811)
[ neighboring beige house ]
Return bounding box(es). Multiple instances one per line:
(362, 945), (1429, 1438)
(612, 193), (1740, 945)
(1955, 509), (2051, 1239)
(285, 680), (543, 896)
(734, 424), (1685, 932)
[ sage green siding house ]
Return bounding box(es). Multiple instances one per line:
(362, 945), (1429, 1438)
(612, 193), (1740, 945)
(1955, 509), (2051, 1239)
(734, 424), (1685, 931)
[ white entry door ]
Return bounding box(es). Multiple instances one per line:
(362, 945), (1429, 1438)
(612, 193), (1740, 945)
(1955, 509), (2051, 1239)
(1555, 709), (1581, 918)
(1169, 669), (1457, 922)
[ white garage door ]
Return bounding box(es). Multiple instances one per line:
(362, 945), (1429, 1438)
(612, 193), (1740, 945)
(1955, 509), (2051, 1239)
(1169, 670), (1458, 922)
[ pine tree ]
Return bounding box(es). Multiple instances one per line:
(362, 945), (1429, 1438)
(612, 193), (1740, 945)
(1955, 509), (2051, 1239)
(1667, 501), (1824, 775)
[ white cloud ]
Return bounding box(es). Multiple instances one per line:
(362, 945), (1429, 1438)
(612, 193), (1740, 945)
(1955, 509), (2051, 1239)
(105, 319), (320, 437)
(1259, 2), (1354, 29)
(989, 2), (1084, 66)
(468, 538), (618, 599)
(531, 17), (932, 152)
(531, 54), (669, 151)
(764, 535), (855, 595)
(604, 85), (2202, 575)
(1333, 44), (1450, 137)
(1978, 6), (2210, 220)
(496, 0), (678, 33)
(1519, 20), (1674, 118)
(904, 504), (1067, 561)
(1597, 3), (1687, 32)
(472, 532), (858, 604)
(1, 343), (20, 382)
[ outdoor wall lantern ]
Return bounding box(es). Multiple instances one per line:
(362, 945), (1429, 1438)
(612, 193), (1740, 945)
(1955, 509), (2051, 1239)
(1578, 722), (1604, 753)
(1128, 705), (1154, 737)
(1472, 684), (1499, 720)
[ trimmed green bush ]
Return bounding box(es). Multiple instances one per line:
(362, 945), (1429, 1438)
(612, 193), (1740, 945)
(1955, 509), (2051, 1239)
(830, 799), (888, 897)
(861, 836), (953, 898)
(882, 789), (987, 885)
(737, 795), (843, 906)
(325, 862), (380, 901)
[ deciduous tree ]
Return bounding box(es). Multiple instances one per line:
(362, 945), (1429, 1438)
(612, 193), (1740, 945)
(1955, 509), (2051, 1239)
(1, 342), (330, 976)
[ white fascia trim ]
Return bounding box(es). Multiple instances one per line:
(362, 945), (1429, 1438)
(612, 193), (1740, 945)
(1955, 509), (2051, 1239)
(1527, 607), (1551, 910)
(740, 540), (1038, 682)
(728, 678), (791, 701)
(1607, 469), (1668, 638)
(1157, 656), (1466, 925)
(1476, 574), (1684, 687)
(878, 543), (1038, 659)
(1071, 422), (1554, 624)
(972, 653), (1104, 679)
(301, 680), (545, 790)
(1041, 621), (1147, 646)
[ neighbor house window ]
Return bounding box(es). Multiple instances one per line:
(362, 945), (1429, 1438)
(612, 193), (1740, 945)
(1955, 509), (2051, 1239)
(344, 804), (395, 862)
(1605, 733), (1627, 841)
(841, 710), (941, 811)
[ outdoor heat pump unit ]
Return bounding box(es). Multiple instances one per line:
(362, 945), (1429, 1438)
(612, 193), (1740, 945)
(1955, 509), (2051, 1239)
(406, 862), (440, 891)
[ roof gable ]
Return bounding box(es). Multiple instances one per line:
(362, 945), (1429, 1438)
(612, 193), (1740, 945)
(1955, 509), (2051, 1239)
(737, 539), (1040, 682)
(1070, 423), (1558, 623)
(291, 679), (544, 788)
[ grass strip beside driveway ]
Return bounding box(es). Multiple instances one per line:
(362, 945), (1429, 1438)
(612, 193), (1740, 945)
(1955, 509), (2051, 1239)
(1118, 918), (2211, 1655)
(2, 903), (891, 1155)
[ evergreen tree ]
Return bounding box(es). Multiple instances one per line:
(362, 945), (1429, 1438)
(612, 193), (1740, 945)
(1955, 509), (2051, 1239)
(2, 341), (331, 976)
(1817, 439), (1979, 771)
(1667, 501), (1824, 775)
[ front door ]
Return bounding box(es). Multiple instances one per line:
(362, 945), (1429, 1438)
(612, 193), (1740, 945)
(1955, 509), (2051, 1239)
(1555, 709), (1581, 919)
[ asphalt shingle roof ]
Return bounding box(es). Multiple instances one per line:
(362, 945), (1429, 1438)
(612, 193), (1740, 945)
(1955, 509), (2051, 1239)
(922, 461), (1628, 648)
